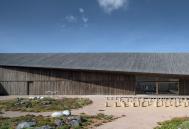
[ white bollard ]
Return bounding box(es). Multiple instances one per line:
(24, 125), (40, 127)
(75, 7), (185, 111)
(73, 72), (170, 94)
(175, 99), (181, 107)
(157, 100), (163, 107)
(105, 101), (109, 107)
(165, 100), (171, 107)
(121, 101), (126, 107)
(113, 101), (120, 107)
(153, 100), (158, 107)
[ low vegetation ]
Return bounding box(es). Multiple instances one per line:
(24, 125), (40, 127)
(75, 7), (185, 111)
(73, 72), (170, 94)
(155, 117), (189, 129)
(0, 97), (92, 112)
(0, 113), (117, 129)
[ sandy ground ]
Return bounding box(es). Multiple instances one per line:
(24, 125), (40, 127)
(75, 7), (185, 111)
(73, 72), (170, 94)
(1, 95), (189, 129)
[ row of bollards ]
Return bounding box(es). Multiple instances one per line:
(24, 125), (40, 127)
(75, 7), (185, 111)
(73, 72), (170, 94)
(105, 97), (189, 107)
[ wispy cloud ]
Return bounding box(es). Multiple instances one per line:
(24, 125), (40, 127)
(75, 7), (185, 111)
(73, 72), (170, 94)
(60, 8), (89, 29)
(79, 8), (89, 27)
(65, 15), (77, 23)
(79, 8), (85, 13)
(97, 0), (128, 14)
(82, 16), (88, 23)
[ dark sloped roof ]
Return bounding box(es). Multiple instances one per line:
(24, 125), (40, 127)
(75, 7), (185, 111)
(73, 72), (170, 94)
(0, 53), (189, 75)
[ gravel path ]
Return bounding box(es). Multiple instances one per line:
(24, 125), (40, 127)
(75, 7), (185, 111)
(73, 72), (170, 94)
(1, 95), (189, 129)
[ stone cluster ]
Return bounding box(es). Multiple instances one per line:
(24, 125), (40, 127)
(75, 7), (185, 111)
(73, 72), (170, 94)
(16, 110), (82, 129)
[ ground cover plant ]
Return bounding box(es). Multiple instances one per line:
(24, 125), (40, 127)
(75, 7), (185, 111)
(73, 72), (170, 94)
(0, 97), (92, 112)
(0, 113), (117, 129)
(154, 117), (189, 129)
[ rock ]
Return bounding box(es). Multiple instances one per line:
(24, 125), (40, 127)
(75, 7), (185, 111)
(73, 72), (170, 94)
(36, 96), (41, 99)
(67, 116), (81, 128)
(70, 119), (80, 128)
(16, 97), (23, 101)
(51, 110), (71, 117)
(16, 121), (36, 129)
(36, 96), (44, 99)
(51, 112), (63, 117)
(28, 121), (36, 126)
(62, 110), (71, 116)
(29, 96), (35, 99)
(16, 122), (30, 129)
(40, 96), (44, 99)
(40, 125), (53, 129)
(29, 96), (45, 100)
(33, 97), (38, 100)
(67, 116), (81, 124)
(42, 101), (51, 105)
(54, 119), (64, 127)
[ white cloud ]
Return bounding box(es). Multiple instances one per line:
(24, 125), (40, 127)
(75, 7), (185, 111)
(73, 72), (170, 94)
(65, 15), (77, 23)
(82, 16), (88, 23)
(61, 9), (90, 29)
(79, 8), (85, 13)
(97, 0), (128, 14)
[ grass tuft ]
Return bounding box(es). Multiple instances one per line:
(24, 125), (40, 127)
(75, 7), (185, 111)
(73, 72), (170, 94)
(154, 117), (189, 129)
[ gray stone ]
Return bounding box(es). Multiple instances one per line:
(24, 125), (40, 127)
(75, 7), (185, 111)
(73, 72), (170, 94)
(42, 101), (51, 105)
(28, 121), (36, 126)
(40, 125), (53, 129)
(54, 119), (63, 127)
(70, 119), (80, 128)
(20, 101), (26, 105)
(16, 121), (36, 129)
(67, 116), (81, 124)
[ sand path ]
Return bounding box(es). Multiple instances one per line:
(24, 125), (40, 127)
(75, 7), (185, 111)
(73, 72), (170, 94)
(1, 95), (189, 129)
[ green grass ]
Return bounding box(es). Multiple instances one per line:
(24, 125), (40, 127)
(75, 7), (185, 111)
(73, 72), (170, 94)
(0, 97), (92, 112)
(154, 117), (189, 129)
(0, 113), (116, 129)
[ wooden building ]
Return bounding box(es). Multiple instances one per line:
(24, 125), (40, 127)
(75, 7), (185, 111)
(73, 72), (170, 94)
(0, 53), (189, 95)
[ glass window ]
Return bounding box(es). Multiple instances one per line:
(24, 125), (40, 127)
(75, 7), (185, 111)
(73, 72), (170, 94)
(136, 76), (179, 95)
(158, 82), (179, 95)
(136, 82), (156, 94)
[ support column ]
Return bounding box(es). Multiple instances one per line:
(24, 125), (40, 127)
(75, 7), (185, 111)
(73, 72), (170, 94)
(27, 81), (30, 95)
(156, 82), (159, 95)
(177, 82), (180, 95)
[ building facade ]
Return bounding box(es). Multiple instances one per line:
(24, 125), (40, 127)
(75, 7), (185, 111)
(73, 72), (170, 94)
(0, 53), (189, 95)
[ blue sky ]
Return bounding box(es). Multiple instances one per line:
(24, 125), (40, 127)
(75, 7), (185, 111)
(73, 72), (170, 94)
(0, 0), (189, 52)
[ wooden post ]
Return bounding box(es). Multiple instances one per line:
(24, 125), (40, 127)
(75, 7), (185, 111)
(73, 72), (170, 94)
(178, 82), (180, 95)
(27, 81), (30, 95)
(156, 82), (159, 95)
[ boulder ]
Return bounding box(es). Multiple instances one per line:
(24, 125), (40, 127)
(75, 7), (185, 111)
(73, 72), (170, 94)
(42, 100), (51, 105)
(40, 125), (53, 129)
(51, 112), (63, 117)
(67, 116), (81, 124)
(29, 96), (35, 99)
(16, 121), (36, 129)
(62, 110), (71, 116)
(54, 119), (64, 127)
(40, 96), (44, 99)
(51, 110), (71, 117)
(35, 125), (53, 129)
(70, 119), (80, 128)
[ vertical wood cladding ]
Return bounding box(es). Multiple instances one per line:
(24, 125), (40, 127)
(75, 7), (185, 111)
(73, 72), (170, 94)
(0, 66), (135, 95)
(179, 79), (189, 95)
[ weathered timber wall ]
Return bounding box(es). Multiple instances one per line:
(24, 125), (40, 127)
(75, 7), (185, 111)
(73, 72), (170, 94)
(179, 79), (189, 95)
(0, 66), (135, 95)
